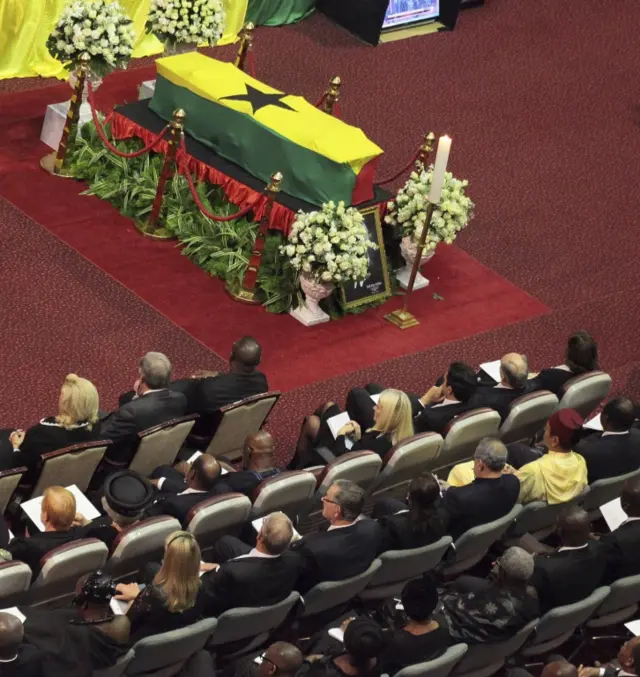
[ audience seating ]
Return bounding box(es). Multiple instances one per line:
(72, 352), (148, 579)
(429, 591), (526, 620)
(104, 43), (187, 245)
(586, 574), (640, 628)
(0, 466), (27, 514)
(0, 561), (32, 606)
(29, 440), (111, 497)
(498, 391), (559, 444)
(441, 505), (522, 577)
(128, 415), (198, 476)
(29, 538), (109, 606)
(106, 516), (181, 581)
(395, 644), (469, 677)
(450, 619), (538, 677)
(519, 586), (610, 657)
(359, 537), (452, 602)
(250, 470), (317, 522)
(435, 409), (502, 473)
(186, 494), (252, 558)
(581, 468), (640, 517)
(556, 371), (613, 419)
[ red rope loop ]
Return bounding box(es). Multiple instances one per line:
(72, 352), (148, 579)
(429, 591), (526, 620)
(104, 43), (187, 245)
(246, 50), (257, 78)
(376, 148), (421, 186)
(315, 93), (325, 109)
(333, 101), (342, 119)
(87, 81), (169, 158)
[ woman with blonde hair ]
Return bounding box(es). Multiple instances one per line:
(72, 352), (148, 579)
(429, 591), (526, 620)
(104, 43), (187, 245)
(114, 531), (204, 642)
(290, 389), (414, 468)
(0, 374), (101, 477)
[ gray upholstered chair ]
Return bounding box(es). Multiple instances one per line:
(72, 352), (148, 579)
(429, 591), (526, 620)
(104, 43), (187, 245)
(436, 409), (502, 472)
(301, 559), (381, 618)
(0, 466), (27, 514)
(556, 371), (613, 419)
(128, 415), (198, 476)
(359, 537), (452, 601)
(0, 561), (32, 606)
(498, 391), (558, 444)
(30, 440), (111, 497)
(250, 470), (317, 522)
(582, 469), (640, 516)
(185, 493), (252, 558)
(105, 515), (181, 581)
(586, 574), (640, 628)
(441, 504), (522, 576)
(520, 587), (610, 657)
(394, 643), (468, 677)
(29, 538), (109, 606)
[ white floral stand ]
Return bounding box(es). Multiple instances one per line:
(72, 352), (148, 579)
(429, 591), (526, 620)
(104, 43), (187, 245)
(289, 274), (334, 326)
(396, 235), (434, 290)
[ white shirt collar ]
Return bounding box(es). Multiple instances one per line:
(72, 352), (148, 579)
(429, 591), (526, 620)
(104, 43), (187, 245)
(602, 430), (630, 437)
(555, 364), (572, 372)
(432, 397), (461, 409)
(620, 517), (640, 527)
(558, 543), (589, 552)
(328, 516), (362, 531)
(494, 383), (512, 390)
(0, 656), (18, 663)
(179, 487), (206, 495)
(233, 548), (279, 560)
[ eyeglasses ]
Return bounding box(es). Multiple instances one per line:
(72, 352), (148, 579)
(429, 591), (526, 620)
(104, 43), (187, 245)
(260, 654), (281, 672)
(321, 496), (338, 505)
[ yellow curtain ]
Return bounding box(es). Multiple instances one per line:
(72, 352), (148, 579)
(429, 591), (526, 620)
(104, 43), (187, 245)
(0, 0), (248, 80)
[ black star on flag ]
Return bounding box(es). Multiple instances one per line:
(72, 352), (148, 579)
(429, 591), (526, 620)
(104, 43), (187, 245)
(220, 84), (295, 115)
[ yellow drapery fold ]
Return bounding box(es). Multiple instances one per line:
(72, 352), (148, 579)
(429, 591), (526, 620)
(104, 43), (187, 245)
(0, 0), (248, 80)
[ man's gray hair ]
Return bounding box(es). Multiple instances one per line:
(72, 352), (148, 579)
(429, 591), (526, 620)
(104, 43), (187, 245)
(261, 512), (293, 555)
(474, 437), (508, 472)
(139, 352), (172, 389)
(332, 480), (365, 522)
(500, 354), (529, 389)
(500, 546), (534, 583)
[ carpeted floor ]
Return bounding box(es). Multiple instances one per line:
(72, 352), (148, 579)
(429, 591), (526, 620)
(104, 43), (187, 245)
(1, 0), (639, 461)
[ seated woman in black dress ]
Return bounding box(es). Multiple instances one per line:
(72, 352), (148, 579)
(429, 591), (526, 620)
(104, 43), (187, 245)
(374, 473), (448, 553)
(114, 531), (204, 642)
(0, 374), (101, 477)
(381, 578), (451, 676)
(290, 389), (414, 469)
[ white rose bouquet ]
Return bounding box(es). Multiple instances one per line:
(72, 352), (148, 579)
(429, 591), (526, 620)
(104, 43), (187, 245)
(46, 0), (136, 76)
(282, 201), (378, 285)
(146, 0), (226, 48)
(385, 164), (475, 252)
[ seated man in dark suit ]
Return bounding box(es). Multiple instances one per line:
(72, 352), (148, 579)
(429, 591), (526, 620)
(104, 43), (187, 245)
(601, 478), (640, 583)
(200, 512), (301, 616)
(442, 437), (520, 539)
(143, 455), (222, 525)
(291, 480), (382, 594)
(578, 636), (640, 677)
(100, 352), (187, 465)
(577, 397), (640, 483)
(529, 506), (608, 613)
(0, 612), (44, 677)
(471, 353), (528, 422)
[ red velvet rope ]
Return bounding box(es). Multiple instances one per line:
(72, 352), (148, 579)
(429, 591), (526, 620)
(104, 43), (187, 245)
(333, 101), (342, 119)
(376, 148), (420, 186)
(315, 93), (325, 108)
(87, 81), (169, 158)
(246, 51), (256, 78)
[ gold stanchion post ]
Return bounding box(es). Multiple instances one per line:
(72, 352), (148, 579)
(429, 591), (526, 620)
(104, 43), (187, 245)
(234, 22), (255, 71)
(40, 53), (91, 177)
(319, 76), (341, 114)
(417, 132), (436, 166)
(136, 108), (185, 240)
(227, 171), (283, 304)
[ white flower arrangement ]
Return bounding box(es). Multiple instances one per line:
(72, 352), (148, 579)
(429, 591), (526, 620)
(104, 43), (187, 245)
(146, 0), (226, 47)
(385, 164), (475, 252)
(46, 0), (136, 76)
(282, 201), (378, 285)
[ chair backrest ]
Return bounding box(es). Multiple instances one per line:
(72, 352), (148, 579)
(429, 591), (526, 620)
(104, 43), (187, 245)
(451, 619), (538, 677)
(301, 559), (382, 617)
(204, 391), (281, 461)
(557, 371), (613, 419)
(582, 468), (640, 512)
(31, 440), (110, 497)
(186, 493), (252, 554)
(0, 466), (27, 514)
(124, 617), (218, 676)
(369, 432), (444, 497)
(0, 561), (32, 606)
(590, 574), (640, 619)
(499, 391), (559, 444)
(444, 505), (522, 576)
(251, 471), (317, 521)
(508, 488), (589, 540)
(395, 643), (468, 677)
(107, 516), (181, 580)
(128, 416), (198, 476)
(438, 409), (502, 469)
(30, 538), (109, 605)
(209, 591), (300, 646)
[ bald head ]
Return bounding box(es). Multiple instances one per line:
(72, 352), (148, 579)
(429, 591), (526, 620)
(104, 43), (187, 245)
(0, 613), (23, 658)
(189, 455), (221, 491)
(621, 478), (640, 518)
(260, 642), (303, 677)
(231, 337), (262, 374)
(542, 661), (578, 677)
(558, 505), (590, 547)
(244, 431), (276, 470)
(618, 636), (640, 669)
(500, 353), (528, 389)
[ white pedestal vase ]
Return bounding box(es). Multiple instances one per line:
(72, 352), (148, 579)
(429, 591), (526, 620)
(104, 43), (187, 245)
(289, 274), (334, 327)
(396, 235), (434, 290)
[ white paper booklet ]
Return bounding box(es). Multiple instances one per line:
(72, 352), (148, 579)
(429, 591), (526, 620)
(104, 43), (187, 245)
(479, 360), (502, 383)
(21, 484), (100, 532)
(326, 412), (354, 450)
(583, 413), (603, 431)
(109, 598), (129, 616)
(600, 497), (627, 532)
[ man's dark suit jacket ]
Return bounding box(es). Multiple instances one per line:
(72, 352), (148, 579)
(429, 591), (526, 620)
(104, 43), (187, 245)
(576, 429), (640, 483)
(470, 385), (526, 422)
(100, 389), (187, 464)
(143, 489), (211, 526)
(7, 529), (78, 579)
(291, 518), (382, 594)
(202, 550), (301, 616)
(211, 467), (281, 498)
(529, 542), (608, 612)
(525, 367), (579, 398)
(442, 474), (520, 540)
(414, 401), (474, 435)
(601, 519), (640, 583)
(0, 645), (44, 677)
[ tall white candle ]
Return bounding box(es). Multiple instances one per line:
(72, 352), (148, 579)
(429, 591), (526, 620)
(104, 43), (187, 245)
(427, 135), (452, 204)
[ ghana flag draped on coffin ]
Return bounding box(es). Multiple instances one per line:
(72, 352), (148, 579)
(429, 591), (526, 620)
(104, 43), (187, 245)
(149, 53), (383, 206)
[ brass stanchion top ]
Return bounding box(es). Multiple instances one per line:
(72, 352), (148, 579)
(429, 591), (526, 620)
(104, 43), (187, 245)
(267, 171), (283, 192)
(172, 109), (187, 128)
(424, 131), (436, 150)
(244, 21), (255, 32)
(330, 76), (341, 87)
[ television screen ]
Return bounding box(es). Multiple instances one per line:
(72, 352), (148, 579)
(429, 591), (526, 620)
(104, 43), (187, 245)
(382, 0), (440, 29)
